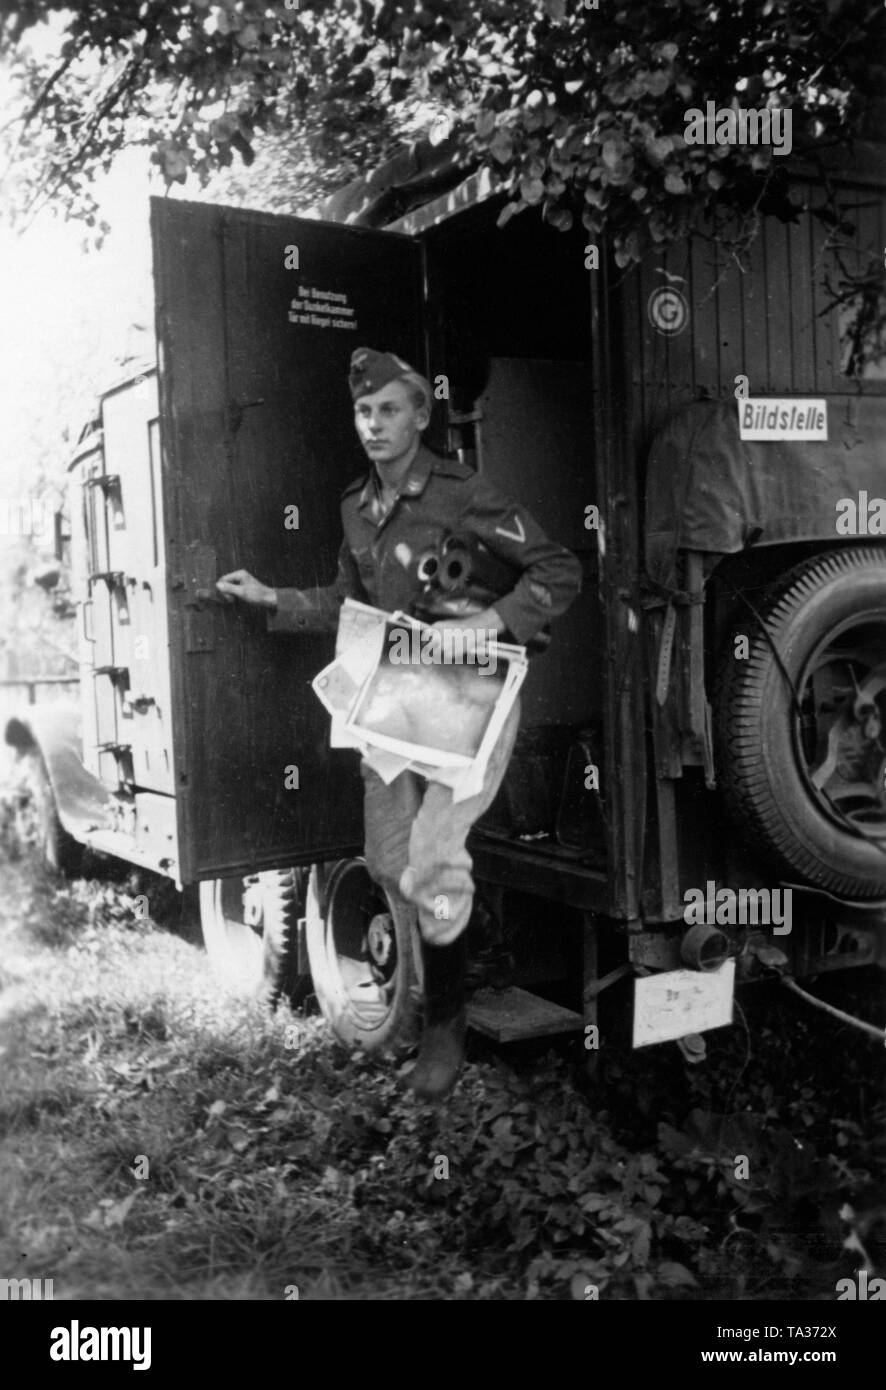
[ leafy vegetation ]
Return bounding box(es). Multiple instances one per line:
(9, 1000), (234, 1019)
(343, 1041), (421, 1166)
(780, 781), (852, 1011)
(2, 1), (884, 268)
(1, 793), (883, 1300)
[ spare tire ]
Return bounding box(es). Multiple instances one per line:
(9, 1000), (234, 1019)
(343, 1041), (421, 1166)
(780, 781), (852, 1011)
(715, 546), (886, 899)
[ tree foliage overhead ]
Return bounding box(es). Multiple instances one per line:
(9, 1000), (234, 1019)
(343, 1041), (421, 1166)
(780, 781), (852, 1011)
(1, 0), (884, 266)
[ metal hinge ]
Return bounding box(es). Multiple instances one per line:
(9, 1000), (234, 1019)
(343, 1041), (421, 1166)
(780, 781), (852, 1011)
(83, 474), (120, 493)
(170, 540), (219, 652)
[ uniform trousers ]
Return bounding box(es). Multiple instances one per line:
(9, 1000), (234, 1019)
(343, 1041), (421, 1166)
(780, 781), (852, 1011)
(361, 698), (521, 947)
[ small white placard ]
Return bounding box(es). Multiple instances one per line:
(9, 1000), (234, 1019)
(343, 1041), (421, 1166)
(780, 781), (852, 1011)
(737, 398), (827, 441)
(632, 959), (735, 1048)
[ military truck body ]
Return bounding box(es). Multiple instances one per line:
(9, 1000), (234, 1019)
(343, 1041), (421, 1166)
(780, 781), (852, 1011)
(9, 141), (886, 1053)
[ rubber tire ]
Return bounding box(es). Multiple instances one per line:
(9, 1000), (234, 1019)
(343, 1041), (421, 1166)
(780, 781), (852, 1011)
(263, 868), (313, 1010)
(28, 751), (84, 876)
(714, 546), (886, 898)
(305, 858), (423, 1053)
(199, 867), (310, 1007)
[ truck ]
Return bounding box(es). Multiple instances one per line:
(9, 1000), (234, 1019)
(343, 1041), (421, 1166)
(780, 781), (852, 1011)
(7, 133), (886, 1061)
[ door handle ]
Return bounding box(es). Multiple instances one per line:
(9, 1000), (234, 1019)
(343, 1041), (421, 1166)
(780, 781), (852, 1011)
(80, 598), (95, 643)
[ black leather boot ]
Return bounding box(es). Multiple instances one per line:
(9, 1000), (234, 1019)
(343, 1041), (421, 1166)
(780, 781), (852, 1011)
(407, 933), (468, 1102)
(463, 896), (515, 992)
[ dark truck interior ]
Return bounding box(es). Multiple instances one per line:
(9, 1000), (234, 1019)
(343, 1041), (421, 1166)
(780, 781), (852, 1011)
(422, 201), (608, 872)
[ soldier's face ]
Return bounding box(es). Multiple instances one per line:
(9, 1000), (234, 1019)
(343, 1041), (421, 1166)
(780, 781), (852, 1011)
(354, 380), (429, 468)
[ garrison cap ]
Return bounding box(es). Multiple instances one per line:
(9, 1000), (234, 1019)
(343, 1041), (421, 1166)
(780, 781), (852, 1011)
(348, 346), (431, 407)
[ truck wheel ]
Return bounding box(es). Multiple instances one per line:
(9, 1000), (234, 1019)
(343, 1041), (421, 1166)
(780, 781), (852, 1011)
(305, 858), (423, 1053)
(715, 547), (886, 898)
(199, 868), (310, 1007)
(28, 752), (84, 876)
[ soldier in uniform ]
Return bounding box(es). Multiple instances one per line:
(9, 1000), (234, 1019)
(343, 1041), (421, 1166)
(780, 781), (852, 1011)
(218, 347), (582, 1100)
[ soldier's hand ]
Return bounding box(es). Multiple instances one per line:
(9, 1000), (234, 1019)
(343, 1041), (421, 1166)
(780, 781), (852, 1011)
(216, 570), (277, 608)
(431, 608), (504, 636)
(430, 608), (504, 663)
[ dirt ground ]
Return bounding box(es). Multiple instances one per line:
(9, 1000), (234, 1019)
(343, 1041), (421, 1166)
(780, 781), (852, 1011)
(0, 826), (884, 1301)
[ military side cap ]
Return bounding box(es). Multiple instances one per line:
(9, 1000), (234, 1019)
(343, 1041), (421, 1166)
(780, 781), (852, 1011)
(348, 346), (430, 405)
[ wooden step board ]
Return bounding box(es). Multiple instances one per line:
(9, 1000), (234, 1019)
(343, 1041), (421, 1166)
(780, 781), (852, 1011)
(467, 987), (584, 1042)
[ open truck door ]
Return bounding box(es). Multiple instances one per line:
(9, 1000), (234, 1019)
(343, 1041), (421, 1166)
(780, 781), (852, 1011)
(151, 197), (426, 884)
(149, 199), (427, 1008)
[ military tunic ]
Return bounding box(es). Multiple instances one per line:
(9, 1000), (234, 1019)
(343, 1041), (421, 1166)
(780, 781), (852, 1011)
(266, 440), (582, 947)
(268, 444), (582, 644)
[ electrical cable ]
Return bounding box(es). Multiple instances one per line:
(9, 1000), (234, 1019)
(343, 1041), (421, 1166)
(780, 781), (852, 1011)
(780, 976), (884, 1042)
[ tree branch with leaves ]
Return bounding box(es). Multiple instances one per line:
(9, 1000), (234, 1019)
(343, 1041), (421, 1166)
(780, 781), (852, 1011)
(1, 0), (883, 274)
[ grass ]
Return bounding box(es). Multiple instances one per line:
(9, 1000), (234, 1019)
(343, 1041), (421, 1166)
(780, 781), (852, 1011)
(0, 790), (884, 1301)
(0, 847), (526, 1300)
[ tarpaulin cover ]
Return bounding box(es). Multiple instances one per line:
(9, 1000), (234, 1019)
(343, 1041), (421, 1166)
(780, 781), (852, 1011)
(318, 137), (477, 228)
(645, 395), (886, 592)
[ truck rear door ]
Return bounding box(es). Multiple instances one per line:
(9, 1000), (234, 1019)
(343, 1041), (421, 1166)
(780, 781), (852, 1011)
(151, 198), (426, 881)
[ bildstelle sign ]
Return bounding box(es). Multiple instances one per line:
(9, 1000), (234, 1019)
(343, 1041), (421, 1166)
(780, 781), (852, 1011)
(738, 398), (828, 441)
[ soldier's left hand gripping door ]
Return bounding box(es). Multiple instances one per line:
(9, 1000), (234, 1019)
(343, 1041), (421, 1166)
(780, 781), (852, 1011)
(150, 198), (426, 880)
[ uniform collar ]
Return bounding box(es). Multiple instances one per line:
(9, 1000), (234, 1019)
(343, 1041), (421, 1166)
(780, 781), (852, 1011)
(399, 444), (435, 498)
(357, 443), (435, 517)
